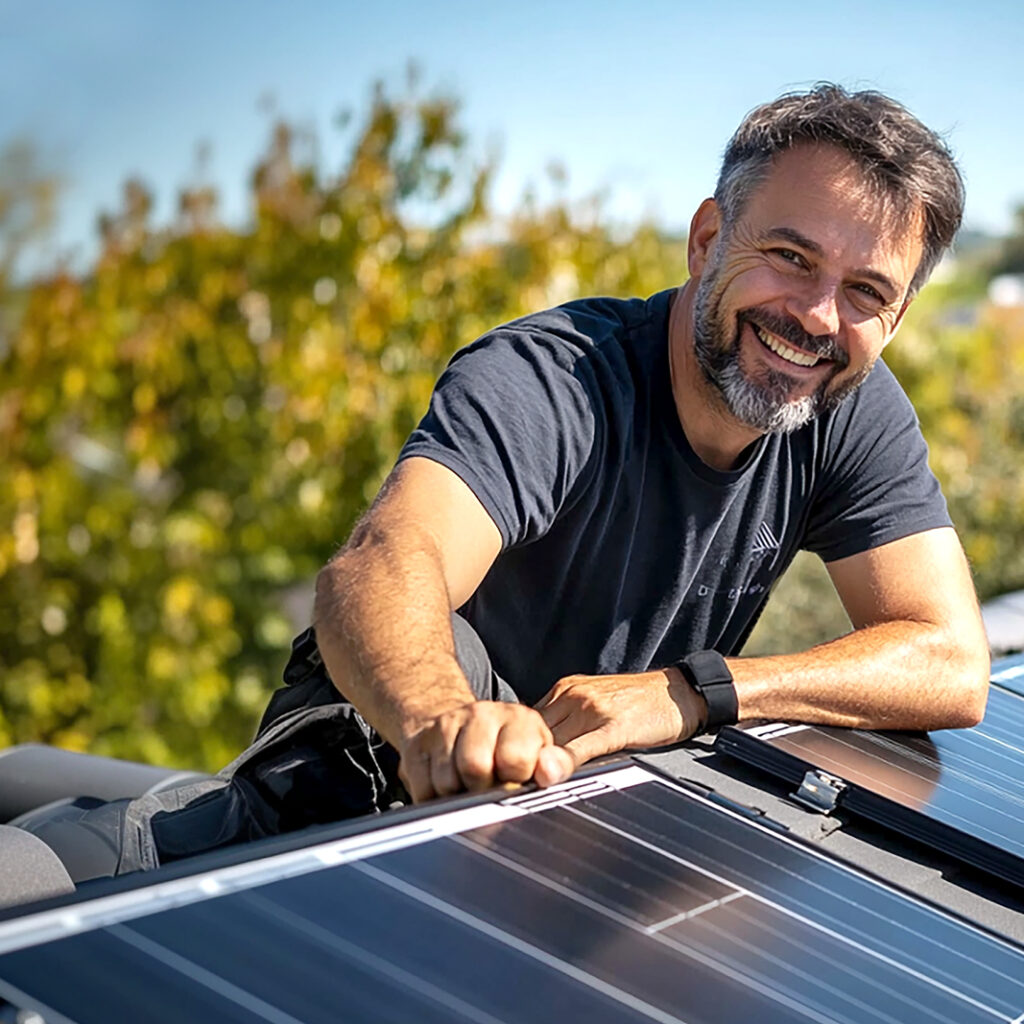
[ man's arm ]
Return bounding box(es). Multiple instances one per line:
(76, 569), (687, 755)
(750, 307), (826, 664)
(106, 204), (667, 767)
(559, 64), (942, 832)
(313, 456), (573, 802)
(539, 527), (990, 766)
(730, 526), (989, 728)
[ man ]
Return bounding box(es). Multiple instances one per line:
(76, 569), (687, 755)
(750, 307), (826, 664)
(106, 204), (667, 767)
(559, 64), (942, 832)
(14, 84), (992, 878)
(305, 83), (989, 808)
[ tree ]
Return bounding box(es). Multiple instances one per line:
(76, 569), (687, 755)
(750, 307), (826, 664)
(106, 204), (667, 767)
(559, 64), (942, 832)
(0, 80), (686, 767)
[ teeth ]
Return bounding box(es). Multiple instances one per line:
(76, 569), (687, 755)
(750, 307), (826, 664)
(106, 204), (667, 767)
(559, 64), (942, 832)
(753, 325), (820, 367)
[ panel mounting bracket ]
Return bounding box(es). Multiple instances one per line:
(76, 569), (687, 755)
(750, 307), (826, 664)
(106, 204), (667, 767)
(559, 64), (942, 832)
(791, 769), (847, 814)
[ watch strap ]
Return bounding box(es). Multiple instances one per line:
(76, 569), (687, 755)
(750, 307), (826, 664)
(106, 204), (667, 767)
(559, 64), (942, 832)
(676, 650), (738, 733)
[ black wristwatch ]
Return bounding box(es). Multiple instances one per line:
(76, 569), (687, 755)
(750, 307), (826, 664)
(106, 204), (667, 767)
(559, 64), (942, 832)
(675, 650), (738, 733)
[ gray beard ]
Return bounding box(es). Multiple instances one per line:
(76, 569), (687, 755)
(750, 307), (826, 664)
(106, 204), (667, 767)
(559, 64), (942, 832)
(691, 265), (870, 434)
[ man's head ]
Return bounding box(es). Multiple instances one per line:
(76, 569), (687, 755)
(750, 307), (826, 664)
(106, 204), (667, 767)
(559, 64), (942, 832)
(687, 84), (963, 435)
(716, 84), (963, 296)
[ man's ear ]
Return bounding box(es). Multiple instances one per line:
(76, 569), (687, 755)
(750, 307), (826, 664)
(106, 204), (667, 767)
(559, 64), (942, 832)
(688, 198), (722, 279)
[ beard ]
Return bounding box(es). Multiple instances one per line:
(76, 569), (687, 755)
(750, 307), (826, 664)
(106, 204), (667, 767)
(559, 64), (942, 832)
(692, 259), (872, 434)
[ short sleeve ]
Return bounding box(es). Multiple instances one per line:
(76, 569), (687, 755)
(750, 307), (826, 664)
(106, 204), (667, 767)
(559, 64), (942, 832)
(397, 327), (599, 549)
(802, 361), (952, 563)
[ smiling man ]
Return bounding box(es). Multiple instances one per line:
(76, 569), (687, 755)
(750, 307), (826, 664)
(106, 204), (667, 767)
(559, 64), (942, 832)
(14, 84), (992, 876)
(288, 84), (989, 814)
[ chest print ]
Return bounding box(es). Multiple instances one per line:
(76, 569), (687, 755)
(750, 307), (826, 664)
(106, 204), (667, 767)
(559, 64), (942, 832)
(696, 520), (783, 602)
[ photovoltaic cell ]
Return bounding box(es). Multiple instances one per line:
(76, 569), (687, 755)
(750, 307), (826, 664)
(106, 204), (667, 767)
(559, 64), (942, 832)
(1, 765), (1023, 1024)
(715, 684), (1024, 891)
(992, 652), (1024, 699)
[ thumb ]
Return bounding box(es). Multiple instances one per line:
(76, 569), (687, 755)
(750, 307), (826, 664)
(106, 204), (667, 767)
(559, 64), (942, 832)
(533, 744), (574, 788)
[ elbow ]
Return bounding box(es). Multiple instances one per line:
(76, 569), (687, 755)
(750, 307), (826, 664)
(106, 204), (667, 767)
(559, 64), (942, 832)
(947, 682), (988, 730)
(943, 642), (991, 730)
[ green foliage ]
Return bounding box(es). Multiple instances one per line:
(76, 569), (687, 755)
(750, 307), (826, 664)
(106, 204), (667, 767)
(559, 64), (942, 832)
(0, 81), (686, 767)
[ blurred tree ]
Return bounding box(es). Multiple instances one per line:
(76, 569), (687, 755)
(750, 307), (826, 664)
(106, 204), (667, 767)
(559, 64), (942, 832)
(0, 140), (60, 291)
(0, 79), (687, 767)
(990, 205), (1024, 277)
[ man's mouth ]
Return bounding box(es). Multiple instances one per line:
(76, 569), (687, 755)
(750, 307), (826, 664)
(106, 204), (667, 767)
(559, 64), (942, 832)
(751, 323), (826, 368)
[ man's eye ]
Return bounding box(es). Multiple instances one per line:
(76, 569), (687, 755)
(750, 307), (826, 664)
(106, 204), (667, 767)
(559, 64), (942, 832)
(854, 283), (884, 302)
(773, 248), (804, 266)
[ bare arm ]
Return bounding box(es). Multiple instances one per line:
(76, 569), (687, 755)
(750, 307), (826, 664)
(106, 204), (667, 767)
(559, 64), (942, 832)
(729, 526), (989, 729)
(539, 527), (990, 766)
(314, 456), (572, 801)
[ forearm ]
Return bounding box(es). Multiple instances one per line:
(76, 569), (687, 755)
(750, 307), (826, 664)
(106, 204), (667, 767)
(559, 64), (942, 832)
(729, 619), (990, 731)
(313, 520), (475, 749)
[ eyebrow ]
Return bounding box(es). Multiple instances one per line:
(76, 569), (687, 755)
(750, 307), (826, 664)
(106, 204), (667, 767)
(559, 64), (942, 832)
(760, 226), (900, 298)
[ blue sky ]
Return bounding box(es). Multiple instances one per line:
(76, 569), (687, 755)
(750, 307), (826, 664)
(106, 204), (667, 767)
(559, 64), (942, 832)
(3, 0), (1022, 271)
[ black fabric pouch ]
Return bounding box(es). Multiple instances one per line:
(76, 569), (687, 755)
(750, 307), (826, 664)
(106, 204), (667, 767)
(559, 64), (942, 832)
(114, 628), (401, 875)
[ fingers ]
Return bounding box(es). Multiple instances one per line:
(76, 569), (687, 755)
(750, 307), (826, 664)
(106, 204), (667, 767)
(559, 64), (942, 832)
(398, 703), (572, 803)
(560, 722), (617, 768)
(452, 711), (502, 791)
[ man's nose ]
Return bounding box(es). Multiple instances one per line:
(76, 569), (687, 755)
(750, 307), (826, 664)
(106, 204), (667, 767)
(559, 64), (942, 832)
(788, 282), (841, 338)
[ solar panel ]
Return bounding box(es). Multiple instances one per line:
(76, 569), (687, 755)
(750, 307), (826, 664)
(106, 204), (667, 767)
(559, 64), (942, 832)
(715, 684), (1024, 892)
(992, 652), (1024, 699)
(2, 763), (1023, 1023)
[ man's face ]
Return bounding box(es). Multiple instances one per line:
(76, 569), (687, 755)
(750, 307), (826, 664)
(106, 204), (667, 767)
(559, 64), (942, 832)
(690, 144), (924, 434)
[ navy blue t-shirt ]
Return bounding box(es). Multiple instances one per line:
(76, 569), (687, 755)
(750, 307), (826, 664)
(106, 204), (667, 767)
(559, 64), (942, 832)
(398, 289), (951, 705)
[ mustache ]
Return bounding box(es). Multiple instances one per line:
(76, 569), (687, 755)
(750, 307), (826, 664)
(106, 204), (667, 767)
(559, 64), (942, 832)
(740, 307), (848, 367)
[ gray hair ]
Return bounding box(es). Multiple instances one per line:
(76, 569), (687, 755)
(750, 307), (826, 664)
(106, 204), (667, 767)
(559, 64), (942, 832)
(714, 84), (964, 295)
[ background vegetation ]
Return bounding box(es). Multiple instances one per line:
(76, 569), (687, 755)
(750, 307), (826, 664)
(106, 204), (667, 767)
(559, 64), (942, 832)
(2, 79), (1021, 768)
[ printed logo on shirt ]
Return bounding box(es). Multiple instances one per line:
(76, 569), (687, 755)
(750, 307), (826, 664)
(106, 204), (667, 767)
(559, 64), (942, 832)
(693, 521), (783, 603)
(751, 521), (780, 556)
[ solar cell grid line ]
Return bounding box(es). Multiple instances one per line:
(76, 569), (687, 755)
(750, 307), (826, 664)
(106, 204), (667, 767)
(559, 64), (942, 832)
(973, 685), (1024, 742)
(714, 696), (1024, 890)
(563, 801), (1002, 1024)
(447, 815), (978, 1024)
(454, 801), (739, 929)
(375, 790), (1024, 1023)
(863, 723), (1024, 813)
(568, 782), (1024, 1017)
(991, 654), (1024, 698)
(758, 722), (1024, 831)
(355, 850), (833, 1024)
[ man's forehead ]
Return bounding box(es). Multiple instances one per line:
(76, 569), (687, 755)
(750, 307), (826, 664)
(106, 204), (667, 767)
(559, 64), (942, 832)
(744, 145), (925, 283)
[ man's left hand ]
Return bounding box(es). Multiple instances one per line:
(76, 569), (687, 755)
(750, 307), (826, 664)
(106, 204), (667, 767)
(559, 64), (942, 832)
(534, 669), (706, 768)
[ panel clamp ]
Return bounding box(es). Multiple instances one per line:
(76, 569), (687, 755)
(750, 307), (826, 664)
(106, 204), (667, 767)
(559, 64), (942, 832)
(791, 769), (847, 814)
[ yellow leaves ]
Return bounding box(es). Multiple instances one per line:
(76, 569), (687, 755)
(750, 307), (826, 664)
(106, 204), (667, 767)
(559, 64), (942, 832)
(201, 594), (233, 629)
(256, 611), (292, 649)
(132, 381), (158, 414)
(147, 644), (180, 682)
(163, 575), (199, 620)
(13, 509), (39, 564)
(94, 592), (128, 634)
(179, 669), (230, 727)
(164, 511), (224, 557)
(298, 478), (324, 513)
(63, 365), (88, 400)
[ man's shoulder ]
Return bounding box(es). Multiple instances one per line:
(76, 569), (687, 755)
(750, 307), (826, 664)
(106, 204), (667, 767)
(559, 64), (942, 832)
(472, 290), (673, 355)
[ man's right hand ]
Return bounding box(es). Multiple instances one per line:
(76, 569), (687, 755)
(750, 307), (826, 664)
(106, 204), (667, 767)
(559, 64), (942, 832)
(396, 701), (575, 803)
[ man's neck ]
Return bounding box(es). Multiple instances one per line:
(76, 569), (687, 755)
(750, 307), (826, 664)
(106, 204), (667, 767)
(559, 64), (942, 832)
(668, 283), (765, 472)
